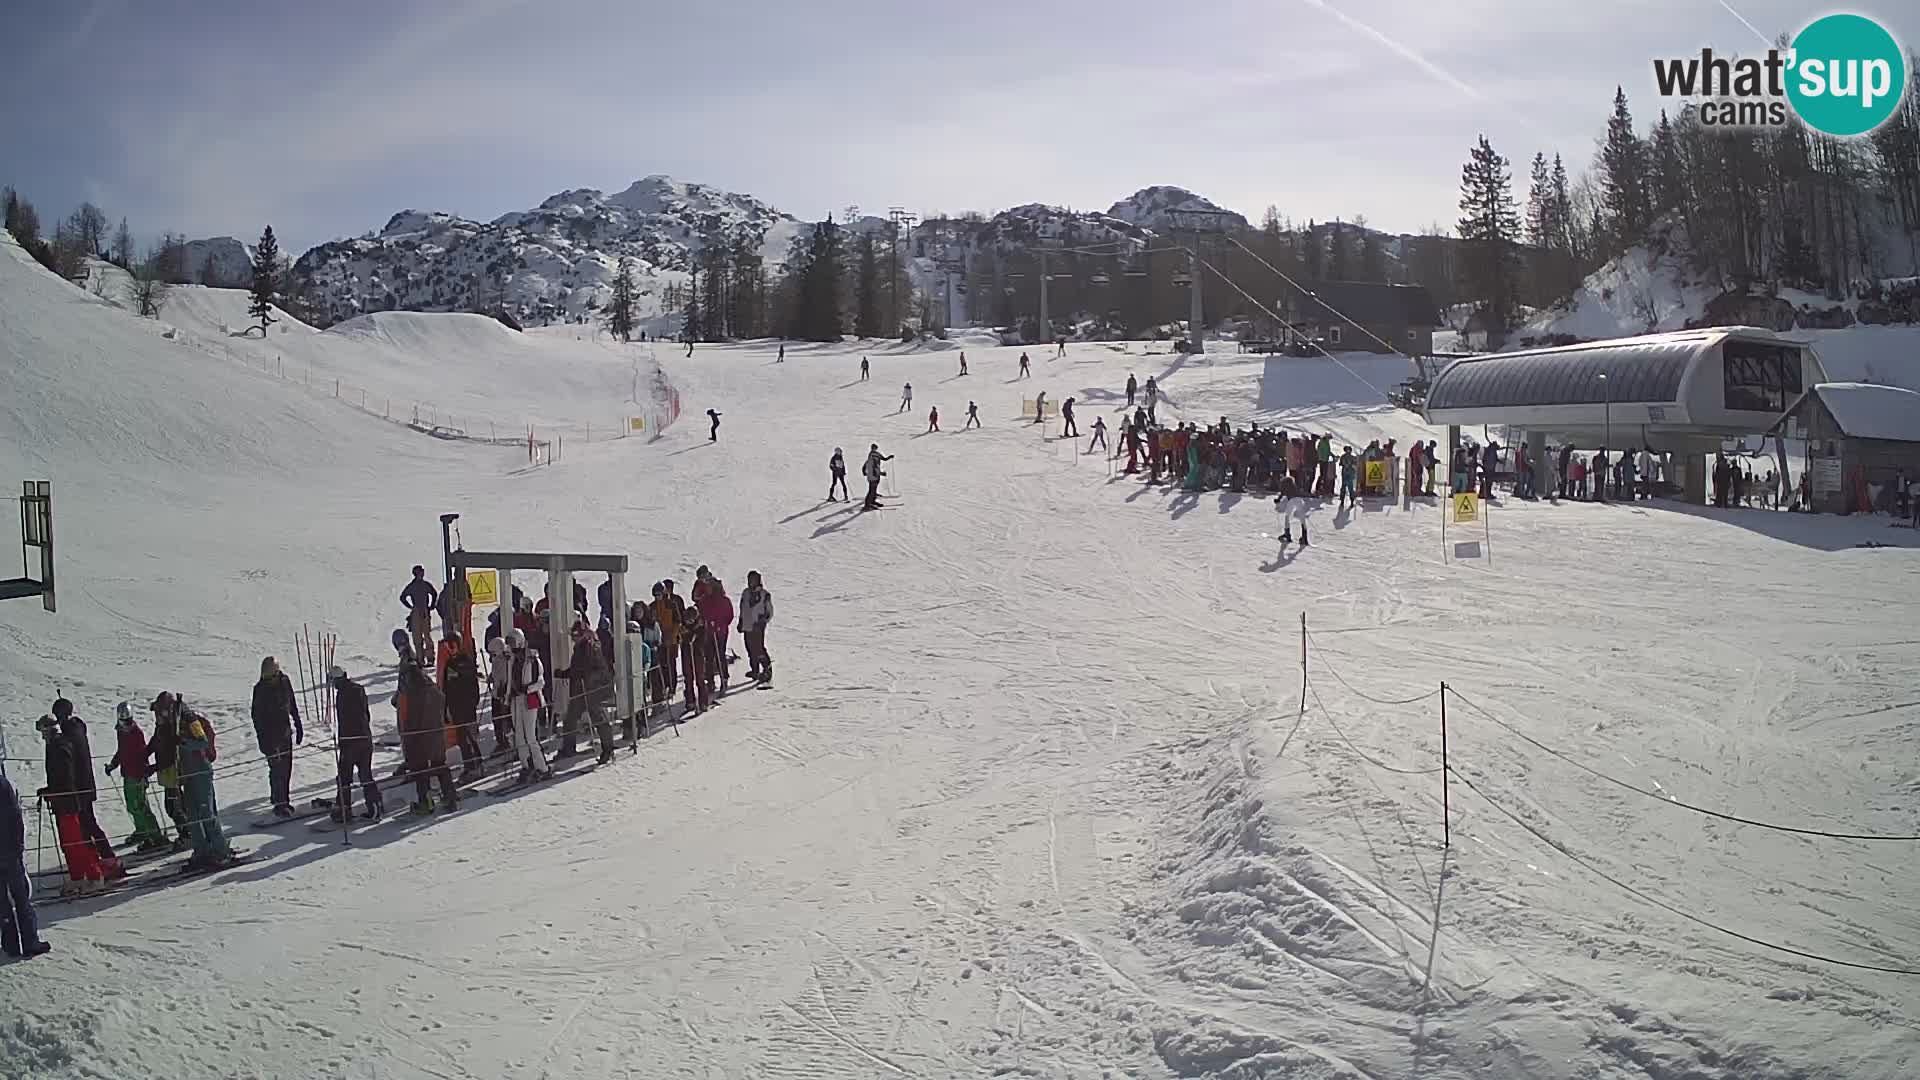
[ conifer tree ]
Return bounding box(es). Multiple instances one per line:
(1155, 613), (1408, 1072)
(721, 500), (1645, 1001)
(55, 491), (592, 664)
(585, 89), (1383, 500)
(604, 255), (638, 342)
(249, 226), (280, 336)
(1600, 87), (1653, 252)
(855, 232), (881, 337)
(1327, 220), (1350, 280)
(1301, 220), (1323, 281)
(1457, 135), (1523, 344)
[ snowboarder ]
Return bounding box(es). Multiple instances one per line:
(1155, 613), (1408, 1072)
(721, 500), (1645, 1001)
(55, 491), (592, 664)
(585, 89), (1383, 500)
(329, 666), (383, 822)
(1087, 416), (1108, 454)
(0, 772), (50, 958)
(965, 401), (979, 429)
(395, 662), (458, 814)
(442, 633), (485, 780)
(250, 657), (303, 818)
(1338, 447), (1358, 507)
(863, 444), (892, 509)
(959, 352), (968, 376)
(1125, 373), (1137, 407)
(1018, 353), (1031, 378)
(860, 357), (870, 381)
(506, 628), (552, 783)
(555, 623), (617, 764)
(37, 714), (110, 896)
(708, 408), (721, 442)
(1061, 397), (1078, 438)
(899, 383), (913, 413)
(171, 696), (232, 870)
(103, 702), (169, 850)
(829, 448), (849, 501)
(1276, 474), (1309, 546)
(738, 570), (774, 685)
(400, 566), (438, 666)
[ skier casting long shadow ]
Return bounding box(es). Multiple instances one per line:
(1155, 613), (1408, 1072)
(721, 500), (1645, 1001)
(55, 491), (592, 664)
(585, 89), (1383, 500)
(862, 443), (893, 509)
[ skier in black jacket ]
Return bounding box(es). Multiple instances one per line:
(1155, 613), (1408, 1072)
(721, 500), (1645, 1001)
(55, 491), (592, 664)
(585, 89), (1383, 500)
(441, 635), (486, 780)
(51, 699), (115, 860)
(330, 666), (383, 822)
(251, 657), (304, 817)
(400, 565), (438, 663)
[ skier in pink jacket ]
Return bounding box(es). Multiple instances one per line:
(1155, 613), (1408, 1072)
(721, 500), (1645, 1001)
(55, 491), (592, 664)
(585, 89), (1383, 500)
(693, 566), (737, 690)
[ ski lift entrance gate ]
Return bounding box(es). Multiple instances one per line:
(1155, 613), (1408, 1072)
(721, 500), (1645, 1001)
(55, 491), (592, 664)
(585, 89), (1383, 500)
(1, 481), (54, 613)
(449, 548), (637, 725)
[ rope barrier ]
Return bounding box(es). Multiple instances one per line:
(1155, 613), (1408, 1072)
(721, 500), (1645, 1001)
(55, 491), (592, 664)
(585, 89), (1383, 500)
(1444, 688), (1920, 842)
(1307, 678), (1443, 776)
(1304, 633), (1444, 706)
(1447, 766), (1920, 975)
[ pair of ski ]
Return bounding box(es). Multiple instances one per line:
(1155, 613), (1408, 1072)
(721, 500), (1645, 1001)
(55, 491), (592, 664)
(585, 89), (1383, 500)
(485, 746), (620, 797)
(38, 849), (254, 906)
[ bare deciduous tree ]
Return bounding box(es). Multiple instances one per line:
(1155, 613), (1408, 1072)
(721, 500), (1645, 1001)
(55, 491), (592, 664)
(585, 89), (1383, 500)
(127, 247), (172, 317)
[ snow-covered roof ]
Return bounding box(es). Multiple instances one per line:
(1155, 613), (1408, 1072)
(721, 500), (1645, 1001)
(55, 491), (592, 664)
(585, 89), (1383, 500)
(1804, 382), (1920, 442)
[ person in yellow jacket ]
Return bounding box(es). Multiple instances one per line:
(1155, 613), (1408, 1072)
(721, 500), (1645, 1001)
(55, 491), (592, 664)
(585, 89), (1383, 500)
(650, 580), (679, 693)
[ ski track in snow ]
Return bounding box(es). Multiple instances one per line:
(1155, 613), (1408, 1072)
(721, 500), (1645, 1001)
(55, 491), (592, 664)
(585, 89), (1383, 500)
(3, 232), (1920, 1077)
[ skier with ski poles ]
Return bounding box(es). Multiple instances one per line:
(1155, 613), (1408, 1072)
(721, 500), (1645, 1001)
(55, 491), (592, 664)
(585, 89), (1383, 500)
(828, 448), (849, 501)
(863, 444), (892, 509)
(329, 666), (384, 823)
(103, 702), (169, 851)
(250, 657), (304, 818)
(1087, 416), (1108, 454)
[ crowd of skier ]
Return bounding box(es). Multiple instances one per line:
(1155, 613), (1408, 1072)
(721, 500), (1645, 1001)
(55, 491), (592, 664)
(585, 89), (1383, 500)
(1, 561), (777, 958)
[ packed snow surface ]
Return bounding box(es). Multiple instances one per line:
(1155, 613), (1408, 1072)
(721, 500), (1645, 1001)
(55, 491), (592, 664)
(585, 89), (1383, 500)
(3, 232), (1919, 1079)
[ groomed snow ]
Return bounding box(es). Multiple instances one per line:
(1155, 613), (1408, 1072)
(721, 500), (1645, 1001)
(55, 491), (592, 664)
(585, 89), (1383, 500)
(3, 231), (1919, 1079)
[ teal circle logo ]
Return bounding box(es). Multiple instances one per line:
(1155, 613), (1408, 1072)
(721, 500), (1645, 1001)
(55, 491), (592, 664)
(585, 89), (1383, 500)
(1786, 14), (1907, 136)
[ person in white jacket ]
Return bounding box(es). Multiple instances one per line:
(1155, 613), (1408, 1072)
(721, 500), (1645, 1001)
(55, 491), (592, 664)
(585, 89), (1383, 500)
(736, 571), (774, 686)
(506, 628), (551, 782)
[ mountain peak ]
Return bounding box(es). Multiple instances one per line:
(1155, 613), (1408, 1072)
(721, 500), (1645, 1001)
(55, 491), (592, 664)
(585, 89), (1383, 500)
(1106, 186), (1248, 230)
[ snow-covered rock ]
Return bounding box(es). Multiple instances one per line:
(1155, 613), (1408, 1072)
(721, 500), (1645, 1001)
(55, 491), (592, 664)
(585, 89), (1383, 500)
(1105, 185), (1250, 231)
(182, 236), (255, 288)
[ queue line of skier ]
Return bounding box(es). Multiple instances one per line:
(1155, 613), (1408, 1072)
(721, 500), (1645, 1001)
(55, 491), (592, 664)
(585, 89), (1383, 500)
(1, 562), (778, 957)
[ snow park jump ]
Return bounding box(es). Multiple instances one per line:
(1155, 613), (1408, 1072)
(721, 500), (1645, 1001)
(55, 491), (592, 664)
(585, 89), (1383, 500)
(7, 17), (1920, 1071)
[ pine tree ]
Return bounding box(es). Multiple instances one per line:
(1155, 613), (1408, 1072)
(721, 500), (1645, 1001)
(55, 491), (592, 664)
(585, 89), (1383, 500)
(855, 232), (881, 337)
(1600, 87), (1653, 252)
(1353, 215), (1384, 282)
(1327, 219), (1350, 280)
(1, 187), (17, 237)
(1648, 110), (1686, 218)
(249, 226), (280, 335)
(1525, 153), (1552, 248)
(787, 219), (846, 341)
(1301, 220), (1323, 280)
(111, 217), (133, 268)
(684, 265), (703, 342)
(604, 255), (637, 342)
(1457, 135), (1523, 345)
(1549, 154), (1580, 293)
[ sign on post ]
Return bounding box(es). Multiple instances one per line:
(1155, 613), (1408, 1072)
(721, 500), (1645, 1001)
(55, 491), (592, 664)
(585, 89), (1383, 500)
(1452, 492), (1479, 522)
(629, 416), (646, 433)
(465, 569), (498, 607)
(1364, 460), (1388, 494)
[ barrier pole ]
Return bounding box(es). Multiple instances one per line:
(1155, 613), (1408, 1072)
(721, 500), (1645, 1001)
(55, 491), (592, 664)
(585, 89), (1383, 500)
(1439, 682), (1450, 848)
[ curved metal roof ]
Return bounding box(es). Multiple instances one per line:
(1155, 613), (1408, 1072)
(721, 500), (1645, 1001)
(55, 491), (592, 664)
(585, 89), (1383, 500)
(1426, 334), (1712, 411)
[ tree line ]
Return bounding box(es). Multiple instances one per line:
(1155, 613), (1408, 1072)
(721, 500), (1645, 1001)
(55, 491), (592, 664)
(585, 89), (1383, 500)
(1451, 59), (1920, 344)
(4, 183), (293, 330)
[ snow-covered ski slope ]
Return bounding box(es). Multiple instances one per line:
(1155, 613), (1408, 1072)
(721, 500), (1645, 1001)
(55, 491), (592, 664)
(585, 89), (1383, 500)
(3, 232), (1919, 1078)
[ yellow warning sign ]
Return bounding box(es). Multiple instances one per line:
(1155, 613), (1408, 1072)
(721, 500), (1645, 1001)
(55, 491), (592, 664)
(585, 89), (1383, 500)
(1452, 492), (1479, 523)
(1364, 460), (1388, 491)
(629, 416), (646, 433)
(466, 569), (498, 607)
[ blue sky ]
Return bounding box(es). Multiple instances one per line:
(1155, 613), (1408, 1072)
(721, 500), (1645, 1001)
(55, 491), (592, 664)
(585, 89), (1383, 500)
(3, 0), (1914, 255)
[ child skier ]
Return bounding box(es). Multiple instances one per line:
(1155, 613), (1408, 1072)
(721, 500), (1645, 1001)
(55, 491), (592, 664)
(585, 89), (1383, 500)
(828, 448), (849, 501)
(1275, 474), (1309, 546)
(104, 702), (170, 850)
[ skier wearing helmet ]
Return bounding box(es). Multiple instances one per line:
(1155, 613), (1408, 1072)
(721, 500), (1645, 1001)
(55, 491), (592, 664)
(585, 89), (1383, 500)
(104, 702), (169, 851)
(506, 628), (551, 782)
(828, 448), (849, 502)
(555, 621), (617, 765)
